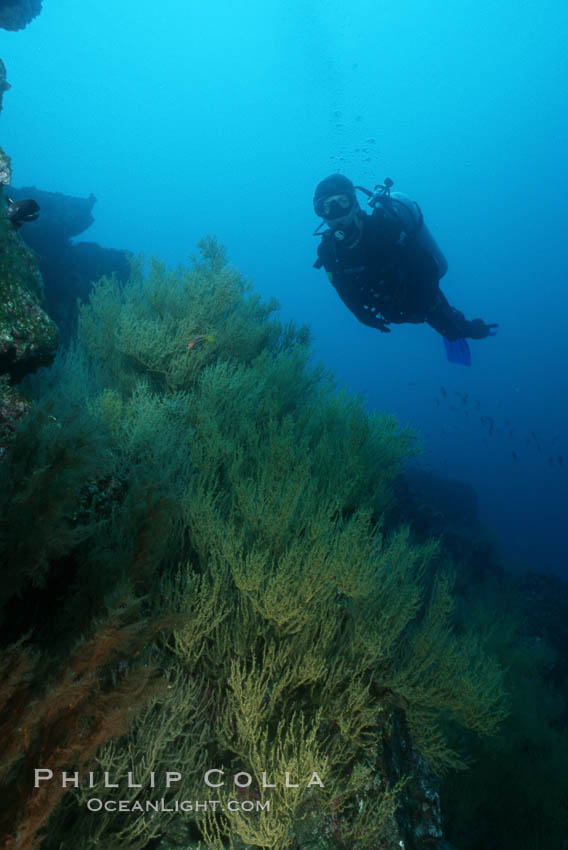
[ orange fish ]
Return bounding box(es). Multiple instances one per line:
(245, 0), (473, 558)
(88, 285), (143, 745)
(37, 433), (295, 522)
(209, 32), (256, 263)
(187, 333), (215, 351)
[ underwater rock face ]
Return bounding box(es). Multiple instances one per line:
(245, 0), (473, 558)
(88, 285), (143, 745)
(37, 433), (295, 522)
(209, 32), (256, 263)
(9, 186), (131, 336)
(0, 380), (29, 459)
(514, 571), (568, 687)
(0, 146), (11, 185)
(0, 0), (42, 31)
(383, 708), (444, 848)
(9, 185), (97, 241)
(404, 468), (480, 533)
(0, 193), (59, 453)
(0, 59), (10, 112)
(0, 225), (59, 380)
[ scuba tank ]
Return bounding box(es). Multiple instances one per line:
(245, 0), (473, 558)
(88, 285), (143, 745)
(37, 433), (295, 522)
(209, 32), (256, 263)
(356, 177), (448, 279)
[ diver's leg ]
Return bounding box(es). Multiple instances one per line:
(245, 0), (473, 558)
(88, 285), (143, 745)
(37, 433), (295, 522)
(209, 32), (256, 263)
(425, 291), (494, 340)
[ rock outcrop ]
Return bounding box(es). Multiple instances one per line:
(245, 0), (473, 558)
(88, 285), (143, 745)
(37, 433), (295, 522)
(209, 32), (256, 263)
(0, 0), (42, 31)
(0, 144), (11, 186)
(0, 192), (59, 454)
(9, 186), (131, 336)
(0, 59), (10, 113)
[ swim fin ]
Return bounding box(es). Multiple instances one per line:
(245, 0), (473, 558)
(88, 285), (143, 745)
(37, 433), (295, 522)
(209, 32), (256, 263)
(443, 337), (471, 367)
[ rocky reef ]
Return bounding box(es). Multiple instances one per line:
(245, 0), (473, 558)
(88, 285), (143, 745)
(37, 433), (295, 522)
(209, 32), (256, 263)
(0, 180), (130, 455)
(1, 55), (57, 455)
(0, 59), (127, 455)
(0, 143), (11, 186)
(8, 186), (131, 335)
(0, 190), (59, 455)
(0, 0), (42, 31)
(11, 186), (97, 241)
(0, 59), (10, 113)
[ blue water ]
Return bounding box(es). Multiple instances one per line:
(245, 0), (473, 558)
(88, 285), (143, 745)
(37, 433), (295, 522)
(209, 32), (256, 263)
(2, 0), (567, 574)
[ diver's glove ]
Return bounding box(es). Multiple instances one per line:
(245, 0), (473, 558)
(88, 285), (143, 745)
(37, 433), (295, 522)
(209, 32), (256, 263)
(6, 198), (40, 229)
(469, 319), (499, 339)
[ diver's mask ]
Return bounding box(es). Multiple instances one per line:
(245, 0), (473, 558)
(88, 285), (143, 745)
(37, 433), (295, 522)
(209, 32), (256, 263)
(314, 192), (353, 220)
(318, 197), (362, 246)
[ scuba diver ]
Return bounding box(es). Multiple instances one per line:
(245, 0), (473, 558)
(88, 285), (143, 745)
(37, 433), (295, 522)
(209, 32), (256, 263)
(312, 174), (497, 365)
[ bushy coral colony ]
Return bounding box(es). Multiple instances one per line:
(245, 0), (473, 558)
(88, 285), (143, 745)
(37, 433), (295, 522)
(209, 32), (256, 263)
(0, 239), (509, 849)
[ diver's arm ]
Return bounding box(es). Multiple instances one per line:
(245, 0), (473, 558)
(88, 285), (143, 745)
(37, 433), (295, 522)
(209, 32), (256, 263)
(329, 275), (391, 332)
(313, 234), (390, 333)
(314, 243), (390, 331)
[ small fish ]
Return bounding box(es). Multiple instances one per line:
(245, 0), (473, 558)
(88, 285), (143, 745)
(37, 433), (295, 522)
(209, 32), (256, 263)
(530, 431), (537, 441)
(558, 456), (564, 466)
(6, 197), (40, 229)
(440, 386), (447, 398)
(512, 451), (518, 462)
(187, 333), (215, 351)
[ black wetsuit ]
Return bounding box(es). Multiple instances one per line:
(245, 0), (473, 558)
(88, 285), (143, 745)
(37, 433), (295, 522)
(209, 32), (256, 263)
(314, 208), (489, 341)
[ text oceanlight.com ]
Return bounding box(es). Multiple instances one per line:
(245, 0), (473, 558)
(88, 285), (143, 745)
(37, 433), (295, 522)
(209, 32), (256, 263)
(86, 798), (270, 813)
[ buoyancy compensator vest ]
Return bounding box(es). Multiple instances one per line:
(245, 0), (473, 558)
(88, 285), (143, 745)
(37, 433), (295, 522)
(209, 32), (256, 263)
(356, 178), (448, 280)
